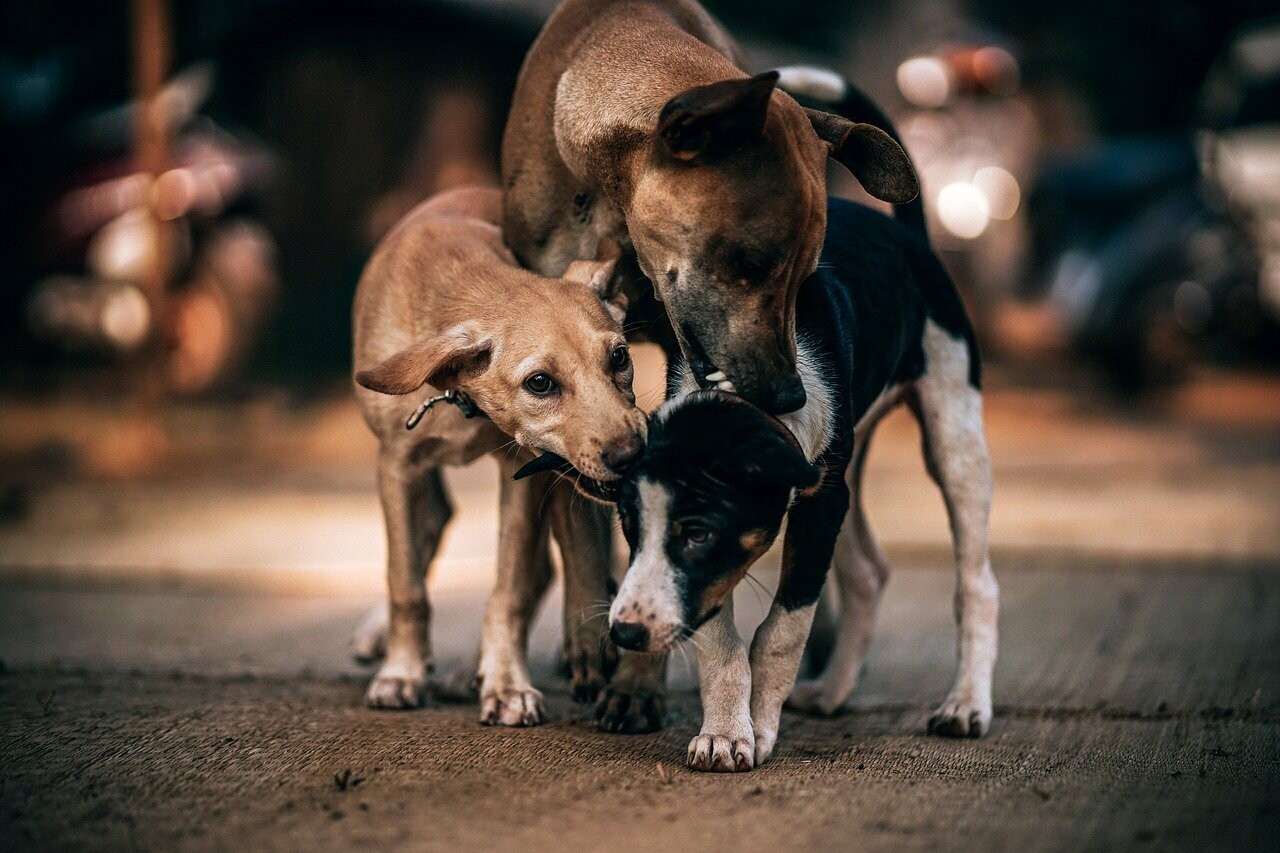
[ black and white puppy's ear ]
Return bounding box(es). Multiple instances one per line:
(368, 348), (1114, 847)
(805, 108), (920, 204)
(355, 323), (491, 395)
(562, 239), (626, 323)
(741, 425), (822, 490)
(658, 71), (779, 162)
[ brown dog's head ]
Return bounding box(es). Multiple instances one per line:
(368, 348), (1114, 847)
(627, 70), (918, 414)
(356, 246), (646, 484)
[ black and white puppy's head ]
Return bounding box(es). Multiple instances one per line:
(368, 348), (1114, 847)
(601, 391), (821, 653)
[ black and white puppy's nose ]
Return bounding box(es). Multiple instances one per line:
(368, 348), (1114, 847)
(601, 432), (643, 474)
(610, 620), (649, 651)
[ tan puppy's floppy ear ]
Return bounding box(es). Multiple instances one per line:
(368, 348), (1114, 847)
(658, 71), (779, 162)
(356, 324), (492, 395)
(563, 239), (627, 323)
(805, 108), (920, 204)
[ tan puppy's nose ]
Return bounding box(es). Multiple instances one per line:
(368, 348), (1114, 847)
(601, 431), (643, 475)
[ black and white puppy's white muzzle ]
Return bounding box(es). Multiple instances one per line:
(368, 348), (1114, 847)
(601, 391), (820, 653)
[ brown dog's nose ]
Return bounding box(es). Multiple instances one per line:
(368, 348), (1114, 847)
(768, 376), (807, 415)
(601, 432), (643, 474)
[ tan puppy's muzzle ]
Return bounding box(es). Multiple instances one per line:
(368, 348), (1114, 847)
(600, 429), (644, 476)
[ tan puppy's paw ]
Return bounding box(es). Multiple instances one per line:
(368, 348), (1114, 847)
(365, 661), (428, 710)
(433, 666), (479, 703)
(927, 693), (992, 738)
(687, 733), (755, 773)
(479, 686), (546, 727)
(350, 604), (388, 665)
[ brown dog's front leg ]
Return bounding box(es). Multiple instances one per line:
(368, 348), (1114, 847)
(596, 651), (668, 733)
(548, 487), (620, 704)
(366, 456), (451, 709)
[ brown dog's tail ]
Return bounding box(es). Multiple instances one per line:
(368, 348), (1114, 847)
(776, 66), (928, 239)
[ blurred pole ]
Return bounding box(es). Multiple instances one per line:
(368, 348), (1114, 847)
(125, 0), (173, 472)
(130, 0), (172, 406)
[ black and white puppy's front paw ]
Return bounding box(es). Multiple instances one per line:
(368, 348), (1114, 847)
(927, 692), (992, 738)
(687, 729), (755, 772)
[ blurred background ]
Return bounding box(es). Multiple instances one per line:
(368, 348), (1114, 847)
(1, 0), (1279, 667)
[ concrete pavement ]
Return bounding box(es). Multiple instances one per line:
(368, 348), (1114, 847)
(1, 370), (1279, 849)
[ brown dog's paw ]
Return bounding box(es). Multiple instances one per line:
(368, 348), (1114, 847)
(594, 685), (667, 733)
(365, 666), (428, 710)
(786, 679), (846, 717)
(567, 641), (619, 704)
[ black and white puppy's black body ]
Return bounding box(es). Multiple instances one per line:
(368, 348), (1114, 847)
(604, 189), (999, 772)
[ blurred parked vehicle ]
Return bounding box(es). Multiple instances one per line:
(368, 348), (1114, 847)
(1028, 18), (1280, 393)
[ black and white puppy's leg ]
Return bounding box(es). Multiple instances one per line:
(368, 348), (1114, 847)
(366, 457), (452, 708)
(549, 489), (621, 704)
(789, 413), (894, 715)
(477, 457), (555, 726)
(750, 472), (850, 764)
(913, 320), (999, 737)
(688, 599), (755, 772)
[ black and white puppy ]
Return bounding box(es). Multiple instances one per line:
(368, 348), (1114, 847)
(599, 192), (999, 772)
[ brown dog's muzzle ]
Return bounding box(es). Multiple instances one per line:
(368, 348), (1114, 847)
(679, 319), (804, 415)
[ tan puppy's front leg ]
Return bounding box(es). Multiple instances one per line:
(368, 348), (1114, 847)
(549, 487), (619, 703)
(688, 600), (754, 772)
(367, 457), (451, 709)
(477, 458), (554, 726)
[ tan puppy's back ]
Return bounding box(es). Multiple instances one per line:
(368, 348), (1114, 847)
(354, 187), (513, 368)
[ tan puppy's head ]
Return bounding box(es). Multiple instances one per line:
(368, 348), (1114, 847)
(357, 245), (646, 486)
(628, 70), (918, 415)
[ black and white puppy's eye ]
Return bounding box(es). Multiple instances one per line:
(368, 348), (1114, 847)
(681, 524), (714, 547)
(610, 345), (631, 372)
(523, 373), (558, 396)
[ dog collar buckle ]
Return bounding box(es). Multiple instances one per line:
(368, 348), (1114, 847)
(405, 390), (485, 430)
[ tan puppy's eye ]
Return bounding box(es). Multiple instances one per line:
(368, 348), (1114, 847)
(524, 373), (558, 396)
(610, 345), (631, 372)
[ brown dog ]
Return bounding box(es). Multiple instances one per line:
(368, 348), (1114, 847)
(352, 185), (646, 724)
(498, 0), (919, 733)
(502, 0), (919, 414)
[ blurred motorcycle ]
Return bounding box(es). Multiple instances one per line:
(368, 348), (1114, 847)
(25, 65), (278, 395)
(1028, 19), (1280, 393)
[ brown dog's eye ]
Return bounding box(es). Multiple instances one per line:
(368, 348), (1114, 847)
(524, 373), (558, 396)
(610, 345), (631, 372)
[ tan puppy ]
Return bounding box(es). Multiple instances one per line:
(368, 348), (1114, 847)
(352, 185), (645, 725)
(502, 0), (918, 414)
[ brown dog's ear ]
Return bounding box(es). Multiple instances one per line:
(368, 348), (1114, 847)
(658, 71), (779, 162)
(563, 239), (627, 323)
(355, 325), (492, 395)
(805, 109), (920, 204)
